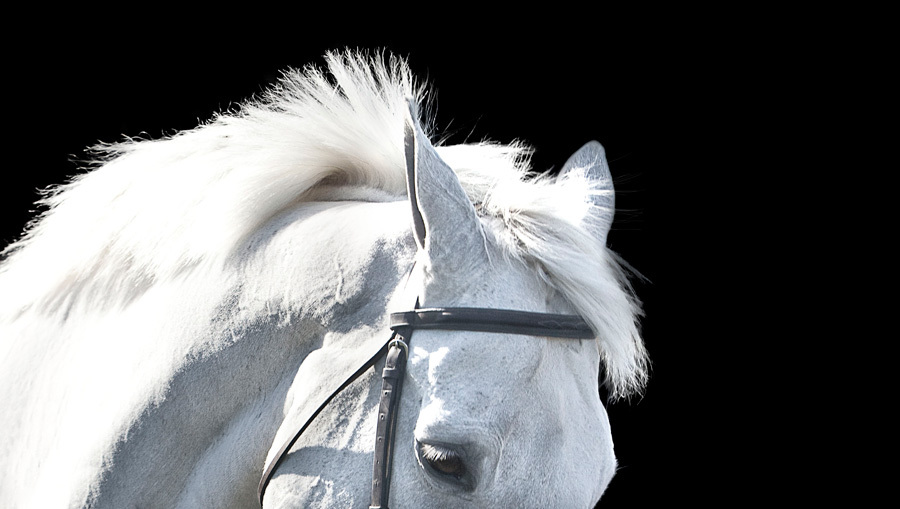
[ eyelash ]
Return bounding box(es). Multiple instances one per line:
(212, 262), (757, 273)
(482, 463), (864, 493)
(419, 443), (460, 462)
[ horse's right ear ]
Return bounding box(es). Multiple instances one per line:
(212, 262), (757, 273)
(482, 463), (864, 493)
(558, 141), (615, 247)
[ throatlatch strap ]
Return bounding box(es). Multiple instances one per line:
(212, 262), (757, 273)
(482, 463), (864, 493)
(369, 332), (409, 509)
(257, 338), (391, 505)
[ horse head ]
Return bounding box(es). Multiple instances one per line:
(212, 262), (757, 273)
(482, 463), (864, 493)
(263, 96), (632, 508)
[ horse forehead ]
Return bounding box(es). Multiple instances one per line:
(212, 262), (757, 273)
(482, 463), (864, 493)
(407, 329), (589, 448)
(410, 329), (544, 390)
(410, 342), (536, 443)
(412, 252), (580, 407)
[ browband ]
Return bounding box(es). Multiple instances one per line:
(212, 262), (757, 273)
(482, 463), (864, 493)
(390, 307), (594, 339)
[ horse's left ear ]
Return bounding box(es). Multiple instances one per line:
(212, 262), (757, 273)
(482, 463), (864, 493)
(403, 101), (427, 251)
(403, 99), (487, 269)
(558, 141), (615, 246)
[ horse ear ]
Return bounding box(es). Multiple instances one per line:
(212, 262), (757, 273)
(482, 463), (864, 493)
(403, 99), (487, 267)
(403, 103), (427, 251)
(558, 141), (615, 246)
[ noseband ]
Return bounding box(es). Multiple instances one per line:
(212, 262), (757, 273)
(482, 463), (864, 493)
(257, 306), (593, 507)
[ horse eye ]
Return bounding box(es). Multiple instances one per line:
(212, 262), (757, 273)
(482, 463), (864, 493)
(429, 452), (465, 477)
(417, 442), (469, 483)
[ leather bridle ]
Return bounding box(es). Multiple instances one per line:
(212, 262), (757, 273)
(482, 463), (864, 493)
(257, 306), (594, 508)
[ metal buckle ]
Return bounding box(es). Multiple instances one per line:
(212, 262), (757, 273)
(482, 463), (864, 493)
(387, 337), (408, 357)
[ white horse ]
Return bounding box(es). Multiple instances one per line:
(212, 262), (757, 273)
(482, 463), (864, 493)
(0, 51), (647, 508)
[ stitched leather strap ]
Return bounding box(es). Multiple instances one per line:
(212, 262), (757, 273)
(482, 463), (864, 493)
(369, 334), (409, 509)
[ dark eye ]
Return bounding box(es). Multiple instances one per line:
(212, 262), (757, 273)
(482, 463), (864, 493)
(416, 441), (474, 490)
(421, 444), (466, 477)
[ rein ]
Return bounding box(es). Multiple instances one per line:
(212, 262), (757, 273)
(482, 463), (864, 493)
(257, 306), (593, 507)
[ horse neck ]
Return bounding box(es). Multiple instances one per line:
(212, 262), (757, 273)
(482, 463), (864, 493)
(0, 198), (415, 507)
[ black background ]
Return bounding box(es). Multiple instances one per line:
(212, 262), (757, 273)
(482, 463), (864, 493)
(3, 13), (802, 506)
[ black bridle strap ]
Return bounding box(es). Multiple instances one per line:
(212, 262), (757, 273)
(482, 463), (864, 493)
(390, 307), (594, 339)
(369, 333), (409, 509)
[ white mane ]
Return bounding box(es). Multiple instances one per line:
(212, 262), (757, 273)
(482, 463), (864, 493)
(0, 50), (646, 398)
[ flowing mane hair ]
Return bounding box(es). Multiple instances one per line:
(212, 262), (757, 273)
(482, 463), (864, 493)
(0, 51), (647, 399)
